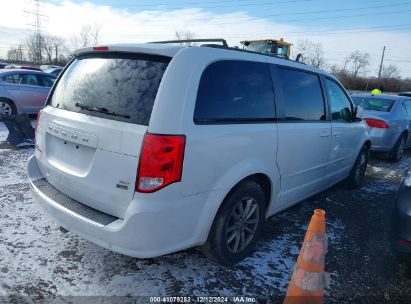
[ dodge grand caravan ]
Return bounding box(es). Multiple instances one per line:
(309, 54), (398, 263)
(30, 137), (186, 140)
(28, 43), (370, 265)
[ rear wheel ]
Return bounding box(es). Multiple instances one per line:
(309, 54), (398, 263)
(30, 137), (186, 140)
(390, 134), (406, 162)
(201, 180), (266, 265)
(0, 98), (16, 116)
(346, 145), (369, 189)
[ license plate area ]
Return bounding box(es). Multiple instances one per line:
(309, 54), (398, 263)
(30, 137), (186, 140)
(45, 132), (96, 177)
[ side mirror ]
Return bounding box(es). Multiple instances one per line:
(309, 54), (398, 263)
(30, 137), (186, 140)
(355, 105), (364, 120)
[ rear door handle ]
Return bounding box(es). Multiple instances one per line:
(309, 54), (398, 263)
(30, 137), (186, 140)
(320, 132), (331, 138)
(333, 131), (343, 137)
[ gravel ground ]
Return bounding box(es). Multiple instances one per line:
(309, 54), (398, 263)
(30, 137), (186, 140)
(0, 122), (410, 303)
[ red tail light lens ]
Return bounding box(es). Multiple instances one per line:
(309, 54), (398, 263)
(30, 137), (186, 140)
(364, 118), (389, 128)
(136, 133), (186, 193)
(93, 46), (109, 51)
(34, 110), (42, 143)
(397, 239), (411, 248)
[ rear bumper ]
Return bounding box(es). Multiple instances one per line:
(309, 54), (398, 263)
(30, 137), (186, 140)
(369, 129), (401, 152)
(370, 128), (401, 152)
(27, 155), (226, 258)
(390, 183), (411, 254)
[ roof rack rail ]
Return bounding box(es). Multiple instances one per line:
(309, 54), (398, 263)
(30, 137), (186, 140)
(150, 38), (228, 47)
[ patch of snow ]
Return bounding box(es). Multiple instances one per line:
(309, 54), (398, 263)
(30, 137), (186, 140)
(0, 140), (346, 299)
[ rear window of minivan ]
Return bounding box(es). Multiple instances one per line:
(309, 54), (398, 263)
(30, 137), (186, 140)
(49, 52), (170, 126)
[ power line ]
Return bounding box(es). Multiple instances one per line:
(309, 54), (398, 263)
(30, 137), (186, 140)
(128, 0), (308, 7)
(125, 24), (411, 39)
(127, 0), (314, 9)
(88, 5), (411, 27)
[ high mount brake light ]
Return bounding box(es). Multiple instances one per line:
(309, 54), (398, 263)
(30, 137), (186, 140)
(93, 46), (109, 51)
(136, 133), (186, 193)
(364, 118), (389, 128)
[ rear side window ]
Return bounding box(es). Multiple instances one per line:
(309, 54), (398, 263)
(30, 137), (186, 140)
(275, 67), (325, 121)
(194, 60), (275, 123)
(21, 74), (41, 86)
(39, 75), (56, 87)
(404, 100), (411, 116)
(2, 74), (22, 84)
(49, 52), (170, 126)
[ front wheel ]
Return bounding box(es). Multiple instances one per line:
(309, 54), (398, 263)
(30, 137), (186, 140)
(345, 145), (369, 189)
(201, 180), (266, 265)
(0, 98), (16, 116)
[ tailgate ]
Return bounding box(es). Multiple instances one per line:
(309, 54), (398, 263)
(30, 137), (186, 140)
(34, 51), (170, 218)
(35, 107), (145, 218)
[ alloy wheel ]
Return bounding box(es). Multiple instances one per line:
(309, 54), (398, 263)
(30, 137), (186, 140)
(355, 150), (367, 183)
(396, 137), (405, 159)
(226, 196), (259, 253)
(0, 101), (12, 115)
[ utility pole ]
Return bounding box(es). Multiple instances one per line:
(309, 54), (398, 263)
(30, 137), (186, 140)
(378, 46), (386, 79)
(24, 0), (47, 65)
(17, 45), (24, 62)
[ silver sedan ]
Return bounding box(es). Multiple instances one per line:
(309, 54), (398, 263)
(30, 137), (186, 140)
(352, 94), (411, 162)
(0, 69), (56, 116)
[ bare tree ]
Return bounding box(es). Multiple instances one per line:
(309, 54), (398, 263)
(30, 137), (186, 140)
(327, 64), (341, 76)
(42, 34), (67, 64)
(25, 34), (40, 63)
(295, 39), (327, 69)
(344, 51), (370, 78)
(380, 64), (401, 80)
(7, 45), (25, 62)
(72, 24), (102, 49)
(22, 33), (68, 65)
(175, 30), (197, 46)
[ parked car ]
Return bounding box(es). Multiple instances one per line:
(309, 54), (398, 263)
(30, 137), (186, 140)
(0, 62), (7, 69)
(352, 94), (411, 162)
(391, 165), (411, 254)
(399, 92), (411, 97)
(43, 67), (63, 76)
(0, 69), (56, 115)
(40, 64), (61, 70)
(4, 65), (43, 71)
(28, 43), (370, 265)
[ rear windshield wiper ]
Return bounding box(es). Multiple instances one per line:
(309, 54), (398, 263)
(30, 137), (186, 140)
(75, 102), (130, 119)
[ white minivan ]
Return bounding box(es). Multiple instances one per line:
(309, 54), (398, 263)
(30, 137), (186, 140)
(28, 42), (370, 265)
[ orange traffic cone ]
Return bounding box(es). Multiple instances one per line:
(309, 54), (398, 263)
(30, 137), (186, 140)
(284, 209), (328, 304)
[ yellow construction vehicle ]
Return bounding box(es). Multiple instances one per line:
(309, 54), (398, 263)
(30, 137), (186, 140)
(240, 38), (293, 59)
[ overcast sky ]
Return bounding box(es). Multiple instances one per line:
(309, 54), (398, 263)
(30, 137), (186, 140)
(1, 0), (410, 78)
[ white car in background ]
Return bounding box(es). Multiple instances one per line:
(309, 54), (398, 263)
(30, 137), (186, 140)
(28, 43), (370, 265)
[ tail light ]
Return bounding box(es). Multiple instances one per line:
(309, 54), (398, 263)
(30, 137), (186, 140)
(136, 133), (186, 193)
(397, 239), (411, 248)
(364, 118), (389, 128)
(34, 110), (42, 143)
(93, 46), (109, 51)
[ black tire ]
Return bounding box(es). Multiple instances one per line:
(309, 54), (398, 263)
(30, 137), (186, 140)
(0, 98), (17, 116)
(201, 180), (266, 265)
(346, 145), (369, 189)
(389, 134), (406, 162)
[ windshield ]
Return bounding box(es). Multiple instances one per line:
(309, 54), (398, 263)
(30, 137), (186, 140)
(352, 96), (395, 112)
(49, 52), (170, 126)
(245, 42), (273, 54)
